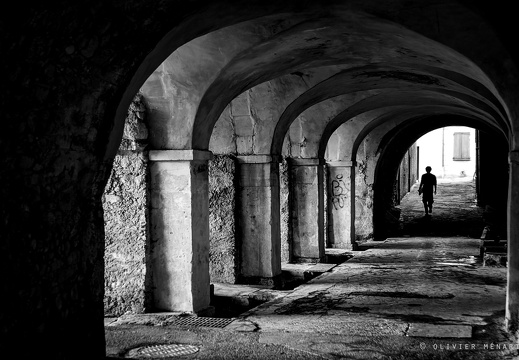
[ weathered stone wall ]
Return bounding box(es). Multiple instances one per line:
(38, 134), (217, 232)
(209, 155), (238, 283)
(323, 164), (328, 247)
(103, 94), (151, 316)
(410, 143), (418, 186)
(280, 158), (291, 263)
(355, 140), (375, 241)
(398, 149), (411, 202)
(395, 144), (418, 204)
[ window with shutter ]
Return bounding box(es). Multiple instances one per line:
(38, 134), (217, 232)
(453, 132), (470, 160)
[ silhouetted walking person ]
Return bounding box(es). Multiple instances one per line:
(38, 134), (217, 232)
(418, 166), (437, 216)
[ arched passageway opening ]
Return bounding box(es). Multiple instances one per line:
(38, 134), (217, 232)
(98, 5), (518, 357)
(372, 116), (509, 241)
(6, 1), (519, 358)
(392, 126), (509, 240)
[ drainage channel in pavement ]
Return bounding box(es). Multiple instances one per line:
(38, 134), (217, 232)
(169, 316), (235, 328)
(125, 344), (199, 358)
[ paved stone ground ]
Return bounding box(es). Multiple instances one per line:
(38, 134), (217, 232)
(397, 177), (484, 238)
(106, 235), (514, 359)
(106, 178), (516, 359)
(241, 237), (511, 359)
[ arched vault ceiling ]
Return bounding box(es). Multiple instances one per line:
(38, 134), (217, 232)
(283, 88), (503, 157)
(374, 114), (501, 161)
(272, 67), (508, 155)
(318, 103), (499, 160)
(349, 107), (500, 161)
(190, 8), (511, 149)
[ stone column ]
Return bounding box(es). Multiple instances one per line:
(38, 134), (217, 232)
(506, 150), (519, 335)
(289, 158), (325, 262)
(237, 155), (281, 285)
(327, 161), (355, 250)
(149, 150), (212, 314)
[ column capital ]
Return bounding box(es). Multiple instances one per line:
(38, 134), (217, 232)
(237, 155), (281, 164)
(289, 158), (325, 166)
(510, 151), (519, 164)
(149, 150), (213, 162)
(326, 160), (355, 167)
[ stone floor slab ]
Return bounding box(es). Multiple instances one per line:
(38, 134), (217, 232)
(407, 323), (472, 338)
(306, 263), (337, 273)
(224, 319), (258, 332)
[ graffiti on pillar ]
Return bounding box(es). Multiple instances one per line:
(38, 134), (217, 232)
(331, 174), (347, 210)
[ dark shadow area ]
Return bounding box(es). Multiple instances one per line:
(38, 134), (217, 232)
(211, 293), (270, 318)
(210, 253), (356, 318)
(209, 270), (323, 318)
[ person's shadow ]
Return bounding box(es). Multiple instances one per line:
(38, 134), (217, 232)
(415, 213), (433, 235)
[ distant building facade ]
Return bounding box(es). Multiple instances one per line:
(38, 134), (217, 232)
(417, 127), (476, 179)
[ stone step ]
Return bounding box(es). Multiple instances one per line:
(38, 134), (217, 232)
(324, 248), (355, 264)
(480, 239), (507, 247)
(480, 227), (506, 242)
(282, 262), (338, 281)
(304, 263), (338, 279)
(282, 263), (314, 279)
(479, 245), (506, 258)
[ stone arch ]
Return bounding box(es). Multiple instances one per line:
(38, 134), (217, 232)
(272, 65), (510, 158)
(190, 2), (517, 151)
(102, 0), (519, 328)
(6, 1), (519, 358)
(318, 93), (503, 161)
(317, 92), (506, 248)
(371, 114), (508, 240)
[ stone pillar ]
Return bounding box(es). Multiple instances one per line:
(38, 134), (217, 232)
(149, 150), (212, 313)
(237, 155), (282, 285)
(506, 150), (519, 336)
(289, 158), (325, 262)
(327, 161), (355, 250)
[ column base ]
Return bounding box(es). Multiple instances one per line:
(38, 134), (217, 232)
(328, 243), (354, 251)
(196, 306), (216, 317)
(292, 256), (325, 264)
(237, 274), (284, 288)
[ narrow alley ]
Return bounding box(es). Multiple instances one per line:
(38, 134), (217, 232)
(105, 179), (513, 359)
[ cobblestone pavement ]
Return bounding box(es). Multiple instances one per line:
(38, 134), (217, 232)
(397, 178), (485, 238)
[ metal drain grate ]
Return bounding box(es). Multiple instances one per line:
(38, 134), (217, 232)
(170, 316), (234, 328)
(126, 344), (199, 358)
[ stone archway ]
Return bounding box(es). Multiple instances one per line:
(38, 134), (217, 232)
(5, 2), (519, 358)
